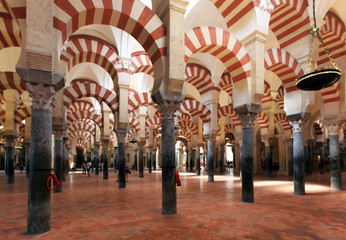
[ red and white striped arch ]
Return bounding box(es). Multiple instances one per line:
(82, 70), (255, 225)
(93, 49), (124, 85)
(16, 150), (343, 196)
(177, 130), (192, 142)
(217, 123), (235, 137)
(177, 99), (211, 123)
(129, 115), (140, 133)
(269, 0), (310, 48)
(0, 108), (5, 125)
(145, 116), (161, 129)
(262, 82), (273, 105)
(76, 138), (87, 149)
(131, 51), (153, 76)
(67, 111), (102, 129)
(68, 121), (95, 135)
(318, 12), (345, 67)
(275, 86), (284, 110)
(67, 100), (95, 115)
(185, 26), (251, 85)
(63, 82), (118, 114)
(264, 48), (304, 92)
(128, 92), (155, 114)
(314, 119), (323, 136)
(176, 136), (188, 146)
(68, 130), (91, 141)
(210, 0), (256, 30)
(320, 83), (340, 104)
(217, 105), (241, 126)
(256, 112), (269, 129)
(178, 113), (198, 135)
(14, 106), (32, 125)
(61, 35), (118, 79)
(219, 72), (233, 98)
(185, 63), (219, 95)
(0, 72), (26, 94)
(0, 0), (22, 50)
(54, 0), (166, 85)
(274, 113), (291, 131)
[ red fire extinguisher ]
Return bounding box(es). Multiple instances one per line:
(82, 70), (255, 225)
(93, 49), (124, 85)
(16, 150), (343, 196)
(176, 171), (181, 186)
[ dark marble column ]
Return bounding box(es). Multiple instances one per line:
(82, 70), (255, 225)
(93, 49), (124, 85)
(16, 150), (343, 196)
(25, 82), (56, 235)
(196, 145), (201, 175)
(24, 143), (30, 178)
(308, 140), (314, 175)
(138, 141), (145, 178)
(185, 149), (189, 171)
(112, 147), (117, 172)
(53, 130), (64, 193)
(264, 137), (272, 179)
(64, 145), (70, 177)
(134, 152), (137, 171)
(94, 143), (100, 175)
(190, 148), (194, 173)
(116, 130), (127, 188)
(320, 143), (325, 174)
(291, 120), (305, 195)
(204, 134), (215, 182)
(148, 150), (152, 173)
(237, 112), (257, 203)
(218, 144), (225, 174)
(326, 123), (342, 190)
(5, 136), (16, 184)
(153, 150), (156, 171)
(303, 143), (309, 176)
(215, 146), (219, 170)
(158, 101), (180, 215)
(102, 140), (109, 180)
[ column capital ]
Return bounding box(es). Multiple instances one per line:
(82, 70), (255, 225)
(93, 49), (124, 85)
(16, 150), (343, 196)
(138, 140), (146, 148)
(157, 100), (181, 120)
(53, 130), (64, 140)
(325, 122), (340, 136)
(4, 135), (16, 147)
(116, 128), (127, 143)
(237, 112), (258, 128)
(94, 143), (100, 151)
(204, 132), (216, 141)
(102, 139), (110, 149)
(25, 82), (55, 110)
(262, 136), (273, 147)
(290, 120), (305, 133)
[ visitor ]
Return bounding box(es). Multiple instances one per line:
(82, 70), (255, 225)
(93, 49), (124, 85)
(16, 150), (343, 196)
(82, 162), (87, 175)
(70, 162), (76, 173)
(125, 162), (131, 182)
(86, 161), (91, 177)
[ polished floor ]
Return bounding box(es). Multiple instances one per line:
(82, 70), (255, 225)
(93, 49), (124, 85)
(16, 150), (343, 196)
(0, 168), (345, 240)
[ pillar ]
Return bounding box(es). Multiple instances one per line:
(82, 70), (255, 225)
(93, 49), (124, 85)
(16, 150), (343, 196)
(204, 134), (216, 182)
(326, 123), (342, 190)
(196, 145), (201, 175)
(218, 144), (225, 174)
(190, 147), (194, 173)
(308, 140), (314, 175)
(238, 112), (257, 203)
(5, 136), (16, 184)
(117, 130), (127, 188)
(153, 149), (157, 171)
(62, 138), (68, 181)
(291, 120), (305, 195)
(134, 152), (137, 171)
(320, 142), (325, 174)
(94, 143), (100, 175)
(264, 137), (272, 178)
(158, 101), (180, 215)
(26, 82), (56, 234)
(24, 143), (30, 178)
(138, 141), (145, 178)
(113, 147), (117, 172)
(148, 150), (152, 173)
(53, 130), (64, 193)
(102, 139), (109, 180)
(185, 149), (189, 171)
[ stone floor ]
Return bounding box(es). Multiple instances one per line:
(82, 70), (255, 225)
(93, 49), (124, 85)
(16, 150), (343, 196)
(0, 168), (345, 240)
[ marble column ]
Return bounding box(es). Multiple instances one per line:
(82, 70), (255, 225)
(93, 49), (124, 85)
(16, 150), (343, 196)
(117, 130), (127, 188)
(94, 143), (100, 175)
(218, 144), (225, 174)
(26, 82), (56, 234)
(308, 140), (314, 175)
(148, 150), (152, 173)
(320, 143), (325, 174)
(185, 149), (189, 171)
(102, 140), (109, 180)
(153, 150), (156, 171)
(196, 145), (201, 175)
(303, 142), (309, 176)
(291, 120), (305, 195)
(24, 143), (30, 178)
(53, 130), (64, 193)
(138, 141), (145, 178)
(90, 149), (94, 172)
(134, 152), (138, 171)
(190, 148), (194, 173)
(287, 139), (293, 177)
(62, 138), (68, 182)
(113, 147), (117, 172)
(238, 113), (257, 203)
(204, 134), (216, 182)
(326, 123), (342, 190)
(158, 101), (180, 215)
(5, 136), (16, 184)
(264, 137), (272, 179)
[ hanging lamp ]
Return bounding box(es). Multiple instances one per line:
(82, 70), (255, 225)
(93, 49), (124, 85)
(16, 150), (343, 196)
(296, 0), (341, 91)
